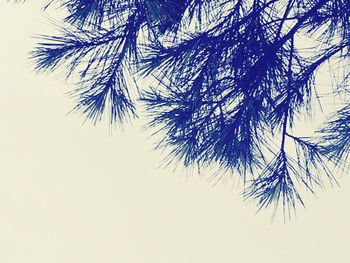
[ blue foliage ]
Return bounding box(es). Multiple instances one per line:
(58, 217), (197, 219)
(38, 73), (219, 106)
(17, 0), (350, 217)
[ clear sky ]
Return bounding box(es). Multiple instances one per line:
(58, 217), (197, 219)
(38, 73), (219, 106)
(0, 2), (349, 263)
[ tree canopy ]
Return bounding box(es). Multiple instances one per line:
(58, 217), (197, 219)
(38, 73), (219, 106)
(15, 0), (350, 218)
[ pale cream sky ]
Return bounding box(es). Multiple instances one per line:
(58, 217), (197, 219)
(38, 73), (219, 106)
(0, 2), (349, 263)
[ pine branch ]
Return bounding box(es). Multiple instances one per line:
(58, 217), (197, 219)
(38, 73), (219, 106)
(12, 0), (350, 218)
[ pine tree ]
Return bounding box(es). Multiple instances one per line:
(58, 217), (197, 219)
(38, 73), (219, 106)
(15, 0), (350, 217)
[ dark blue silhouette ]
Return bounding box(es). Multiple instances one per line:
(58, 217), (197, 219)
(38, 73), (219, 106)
(16, 0), (350, 217)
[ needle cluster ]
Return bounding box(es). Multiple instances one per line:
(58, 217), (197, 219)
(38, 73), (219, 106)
(17, 0), (350, 216)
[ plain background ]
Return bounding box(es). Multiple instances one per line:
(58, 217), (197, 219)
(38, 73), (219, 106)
(0, 2), (349, 262)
